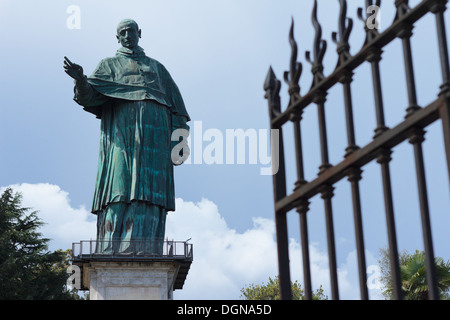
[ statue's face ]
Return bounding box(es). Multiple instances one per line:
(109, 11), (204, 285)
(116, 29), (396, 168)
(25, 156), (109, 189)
(116, 23), (141, 49)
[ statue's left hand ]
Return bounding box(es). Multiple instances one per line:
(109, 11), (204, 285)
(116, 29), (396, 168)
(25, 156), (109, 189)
(63, 56), (85, 81)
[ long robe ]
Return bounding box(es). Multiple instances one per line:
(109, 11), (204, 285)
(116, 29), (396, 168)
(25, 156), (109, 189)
(73, 46), (189, 253)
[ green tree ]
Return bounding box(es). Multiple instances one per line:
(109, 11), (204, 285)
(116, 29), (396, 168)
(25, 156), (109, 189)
(240, 276), (327, 300)
(0, 188), (79, 299)
(378, 248), (450, 300)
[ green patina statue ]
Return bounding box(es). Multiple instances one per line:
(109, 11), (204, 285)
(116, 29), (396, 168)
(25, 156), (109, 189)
(64, 19), (190, 254)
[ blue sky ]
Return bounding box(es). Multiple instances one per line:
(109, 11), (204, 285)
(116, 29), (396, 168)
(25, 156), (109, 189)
(1, 0), (449, 300)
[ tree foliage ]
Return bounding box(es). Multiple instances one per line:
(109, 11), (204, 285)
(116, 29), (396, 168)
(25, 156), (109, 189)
(378, 248), (450, 300)
(240, 276), (327, 300)
(0, 188), (79, 299)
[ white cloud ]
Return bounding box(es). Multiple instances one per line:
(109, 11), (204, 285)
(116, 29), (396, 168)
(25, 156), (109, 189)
(339, 249), (384, 300)
(168, 198), (383, 300)
(167, 198), (279, 299)
(0, 183), (96, 252)
(1, 183), (383, 300)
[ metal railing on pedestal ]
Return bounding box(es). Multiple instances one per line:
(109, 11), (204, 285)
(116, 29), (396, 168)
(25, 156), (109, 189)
(71, 239), (193, 262)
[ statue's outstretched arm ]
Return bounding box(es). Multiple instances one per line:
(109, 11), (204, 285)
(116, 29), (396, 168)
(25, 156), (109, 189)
(64, 56), (107, 107)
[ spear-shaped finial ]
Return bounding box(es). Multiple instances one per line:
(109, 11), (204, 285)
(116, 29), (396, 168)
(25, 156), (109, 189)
(357, 0), (381, 45)
(332, 0), (353, 67)
(284, 17), (303, 100)
(264, 66), (282, 117)
(264, 66), (278, 92)
(305, 0), (327, 87)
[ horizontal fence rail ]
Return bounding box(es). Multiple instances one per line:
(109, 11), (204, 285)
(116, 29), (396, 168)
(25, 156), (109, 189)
(265, 0), (450, 300)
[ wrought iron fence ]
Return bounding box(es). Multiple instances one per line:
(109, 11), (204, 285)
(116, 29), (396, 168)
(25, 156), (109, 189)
(71, 239), (193, 261)
(264, 0), (450, 300)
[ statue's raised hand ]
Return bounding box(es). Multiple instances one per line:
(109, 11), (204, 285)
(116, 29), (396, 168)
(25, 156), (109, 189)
(64, 56), (85, 81)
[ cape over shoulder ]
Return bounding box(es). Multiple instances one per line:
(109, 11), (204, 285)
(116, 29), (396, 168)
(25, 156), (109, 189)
(84, 50), (190, 121)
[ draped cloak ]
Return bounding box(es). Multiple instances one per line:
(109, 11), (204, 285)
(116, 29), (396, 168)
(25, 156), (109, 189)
(73, 46), (190, 217)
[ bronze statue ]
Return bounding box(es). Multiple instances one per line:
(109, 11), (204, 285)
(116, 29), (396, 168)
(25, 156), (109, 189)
(64, 19), (190, 254)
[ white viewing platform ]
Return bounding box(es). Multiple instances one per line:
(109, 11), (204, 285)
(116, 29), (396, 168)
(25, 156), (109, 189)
(71, 240), (193, 300)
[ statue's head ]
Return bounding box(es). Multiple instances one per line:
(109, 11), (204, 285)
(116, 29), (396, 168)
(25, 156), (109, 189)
(116, 19), (141, 49)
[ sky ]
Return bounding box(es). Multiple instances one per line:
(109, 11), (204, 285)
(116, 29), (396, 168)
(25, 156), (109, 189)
(0, 0), (449, 300)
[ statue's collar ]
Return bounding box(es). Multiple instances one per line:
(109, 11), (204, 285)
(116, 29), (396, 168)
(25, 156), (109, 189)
(116, 46), (145, 58)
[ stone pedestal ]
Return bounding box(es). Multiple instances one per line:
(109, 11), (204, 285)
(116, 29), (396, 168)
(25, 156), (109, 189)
(84, 261), (179, 300)
(71, 240), (193, 300)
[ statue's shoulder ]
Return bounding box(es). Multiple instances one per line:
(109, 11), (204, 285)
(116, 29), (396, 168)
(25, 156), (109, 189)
(92, 56), (117, 72)
(98, 55), (121, 65)
(141, 56), (173, 78)
(92, 53), (171, 79)
(149, 57), (175, 77)
(143, 55), (166, 69)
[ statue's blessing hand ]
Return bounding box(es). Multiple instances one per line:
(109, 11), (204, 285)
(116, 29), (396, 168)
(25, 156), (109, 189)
(64, 56), (85, 81)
